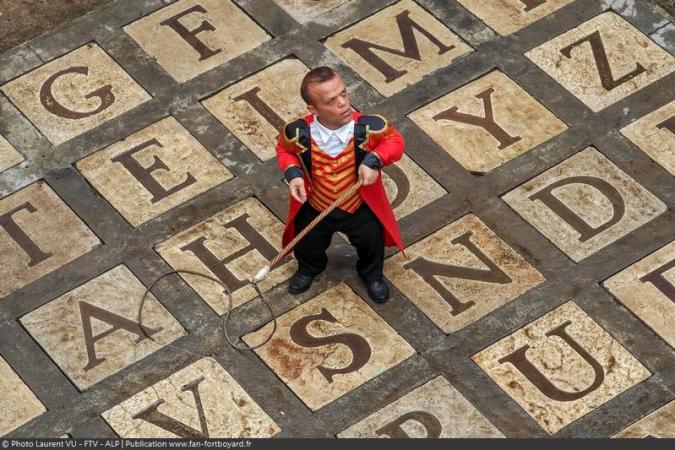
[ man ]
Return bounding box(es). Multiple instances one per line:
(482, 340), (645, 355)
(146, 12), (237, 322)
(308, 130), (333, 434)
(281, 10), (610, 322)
(275, 66), (405, 303)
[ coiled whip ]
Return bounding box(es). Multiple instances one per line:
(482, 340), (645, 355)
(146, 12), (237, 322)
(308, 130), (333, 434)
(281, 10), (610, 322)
(136, 178), (365, 351)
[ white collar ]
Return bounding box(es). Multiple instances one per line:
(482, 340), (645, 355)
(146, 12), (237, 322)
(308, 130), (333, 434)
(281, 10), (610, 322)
(312, 115), (354, 145)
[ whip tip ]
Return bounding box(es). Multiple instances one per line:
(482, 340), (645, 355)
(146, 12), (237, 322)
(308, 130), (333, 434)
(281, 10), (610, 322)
(253, 266), (271, 283)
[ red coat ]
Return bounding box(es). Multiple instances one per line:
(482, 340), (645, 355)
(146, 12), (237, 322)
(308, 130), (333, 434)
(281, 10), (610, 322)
(276, 111), (405, 252)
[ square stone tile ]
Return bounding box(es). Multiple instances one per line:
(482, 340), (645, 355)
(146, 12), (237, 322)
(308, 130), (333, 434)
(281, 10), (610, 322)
(201, 58), (310, 161)
(408, 70), (568, 173)
(0, 356), (47, 436)
(0, 43), (151, 145)
(456, 0), (575, 36)
(155, 197), (295, 314)
(620, 100), (675, 176)
(124, 0), (271, 83)
(102, 357), (280, 438)
(338, 375), (503, 437)
(385, 214), (545, 334)
(0, 135), (24, 173)
(0, 181), (101, 299)
(472, 301), (651, 434)
(614, 400), (675, 438)
(603, 240), (675, 348)
(525, 12), (675, 112)
(502, 147), (667, 262)
(273, 0), (351, 23)
(242, 283), (416, 411)
(20, 265), (187, 390)
(76, 116), (232, 227)
(382, 153), (446, 219)
(324, 0), (474, 97)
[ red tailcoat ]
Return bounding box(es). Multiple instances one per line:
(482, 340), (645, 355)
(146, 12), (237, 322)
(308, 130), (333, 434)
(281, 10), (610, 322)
(276, 111), (405, 252)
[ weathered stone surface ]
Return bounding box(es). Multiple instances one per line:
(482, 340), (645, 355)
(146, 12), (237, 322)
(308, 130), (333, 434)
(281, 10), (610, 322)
(456, 0), (575, 36)
(102, 357), (281, 438)
(0, 134), (24, 173)
(525, 11), (675, 112)
(20, 264), (187, 390)
(0, 0), (673, 439)
(77, 116), (232, 226)
(385, 214), (545, 333)
(202, 58), (309, 161)
(155, 197), (296, 314)
(620, 100), (675, 176)
(408, 70), (568, 173)
(473, 301), (651, 434)
(383, 153), (446, 219)
(124, 0), (270, 83)
(0, 181), (101, 299)
(273, 0), (351, 23)
(338, 375), (503, 437)
(0, 43), (151, 145)
(603, 240), (675, 348)
(0, 356), (46, 436)
(324, 0), (473, 96)
(614, 400), (675, 438)
(502, 147), (667, 262)
(243, 283), (416, 411)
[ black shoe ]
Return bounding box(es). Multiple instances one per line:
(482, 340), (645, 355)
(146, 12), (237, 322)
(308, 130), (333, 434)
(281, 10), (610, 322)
(288, 271), (315, 294)
(366, 279), (389, 303)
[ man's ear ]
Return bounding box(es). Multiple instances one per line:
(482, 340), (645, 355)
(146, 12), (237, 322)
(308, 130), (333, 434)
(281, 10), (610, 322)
(306, 103), (317, 116)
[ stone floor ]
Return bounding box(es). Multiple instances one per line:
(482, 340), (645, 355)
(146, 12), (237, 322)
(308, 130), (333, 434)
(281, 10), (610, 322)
(0, 0), (673, 439)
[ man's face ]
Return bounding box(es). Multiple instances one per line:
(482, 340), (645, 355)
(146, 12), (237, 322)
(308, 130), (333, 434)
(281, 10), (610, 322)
(306, 74), (352, 129)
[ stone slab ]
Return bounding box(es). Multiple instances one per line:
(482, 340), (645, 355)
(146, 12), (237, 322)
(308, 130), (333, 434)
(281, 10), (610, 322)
(650, 22), (675, 56)
(0, 180), (101, 299)
(383, 153), (446, 219)
(272, 0), (351, 23)
(408, 70), (568, 173)
(324, 0), (474, 97)
(525, 11), (675, 112)
(0, 356), (47, 436)
(603, 240), (675, 348)
(155, 197), (296, 314)
(456, 0), (575, 36)
(620, 100), (675, 176)
(614, 400), (675, 438)
(242, 282), (416, 411)
(385, 213), (545, 334)
(338, 375), (503, 437)
(473, 301), (651, 434)
(0, 134), (24, 173)
(20, 264), (187, 390)
(124, 0), (271, 83)
(502, 146), (667, 262)
(201, 58), (310, 161)
(102, 357), (280, 438)
(76, 116), (232, 226)
(0, 43), (152, 145)
(0, 44), (43, 86)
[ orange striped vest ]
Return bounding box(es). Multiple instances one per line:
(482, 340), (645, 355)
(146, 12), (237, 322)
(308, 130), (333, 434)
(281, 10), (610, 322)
(308, 139), (362, 213)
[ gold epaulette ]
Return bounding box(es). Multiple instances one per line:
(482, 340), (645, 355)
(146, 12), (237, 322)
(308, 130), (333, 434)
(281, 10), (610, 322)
(355, 114), (393, 149)
(280, 119), (310, 152)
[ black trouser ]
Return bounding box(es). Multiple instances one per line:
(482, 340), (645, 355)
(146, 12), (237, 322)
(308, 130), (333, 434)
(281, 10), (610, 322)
(293, 202), (385, 282)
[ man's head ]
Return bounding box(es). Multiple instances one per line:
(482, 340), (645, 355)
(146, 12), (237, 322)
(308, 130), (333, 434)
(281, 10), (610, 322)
(301, 66), (352, 129)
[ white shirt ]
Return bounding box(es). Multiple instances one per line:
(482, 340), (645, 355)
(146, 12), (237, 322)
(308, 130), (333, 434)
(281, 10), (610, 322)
(310, 116), (354, 157)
